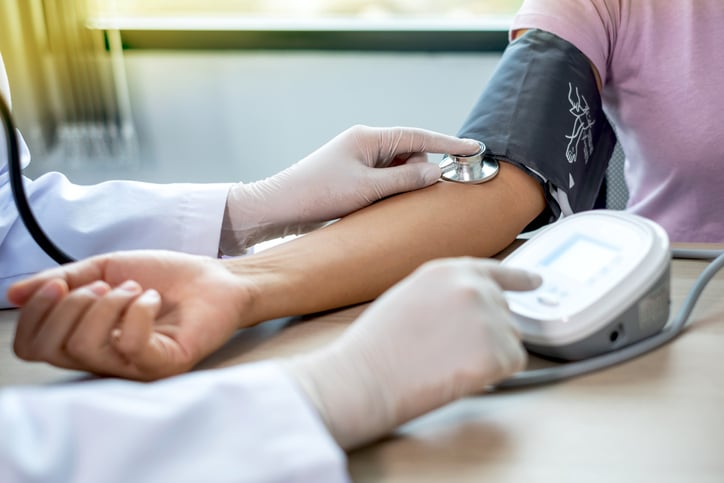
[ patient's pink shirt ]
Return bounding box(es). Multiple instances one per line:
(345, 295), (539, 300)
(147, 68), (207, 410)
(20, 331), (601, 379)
(512, 0), (724, 242)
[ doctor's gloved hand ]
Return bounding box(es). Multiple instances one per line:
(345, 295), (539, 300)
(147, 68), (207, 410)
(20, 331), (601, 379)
(7, 251), (253, 380)
(284, 258), (541, 450)
(219, 125), (480, 255)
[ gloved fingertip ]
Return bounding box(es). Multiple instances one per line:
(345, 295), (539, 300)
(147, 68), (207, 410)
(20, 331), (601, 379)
(527, 271), (543, 288)
(462, 138), (483, 151)
(421, 164), (442, 185)
(492, 266), (543, 291)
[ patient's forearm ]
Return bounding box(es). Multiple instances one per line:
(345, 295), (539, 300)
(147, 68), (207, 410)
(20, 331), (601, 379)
(227, 163), (545, 325)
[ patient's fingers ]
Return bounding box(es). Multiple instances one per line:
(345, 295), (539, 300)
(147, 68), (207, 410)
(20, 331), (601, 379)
(7, 256), (108, 306)
(112, 289), (160, 356)
(13, 279), (68, 358)
(64, 280), (144, 372)
(22, 281), (111, 369)
(112, 289), (172, 378)
(7, 272), (68, 307)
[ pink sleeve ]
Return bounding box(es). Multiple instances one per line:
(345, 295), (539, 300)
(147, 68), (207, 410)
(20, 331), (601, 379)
(511, 0), (619, 84)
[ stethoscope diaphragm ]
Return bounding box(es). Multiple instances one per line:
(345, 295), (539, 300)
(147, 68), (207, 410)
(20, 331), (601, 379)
(439, 141), (499, 184)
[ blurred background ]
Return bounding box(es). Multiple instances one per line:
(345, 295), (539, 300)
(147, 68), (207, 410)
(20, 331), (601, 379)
(0, 0), (523, 185)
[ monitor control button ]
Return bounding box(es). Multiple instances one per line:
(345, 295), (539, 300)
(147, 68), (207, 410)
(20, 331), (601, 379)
(537, 292), (560, 307)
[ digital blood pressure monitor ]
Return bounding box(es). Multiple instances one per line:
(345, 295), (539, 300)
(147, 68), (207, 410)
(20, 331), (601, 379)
(503, 210), (671, 361)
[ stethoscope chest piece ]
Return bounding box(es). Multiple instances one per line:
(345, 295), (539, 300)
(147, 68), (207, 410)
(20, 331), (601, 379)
(439, 141), (499, 184)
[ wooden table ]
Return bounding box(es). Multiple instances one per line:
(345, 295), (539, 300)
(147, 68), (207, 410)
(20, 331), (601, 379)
(2, 249), (723, 482)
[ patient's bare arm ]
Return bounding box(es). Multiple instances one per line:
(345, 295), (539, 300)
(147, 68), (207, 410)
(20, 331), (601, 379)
(228, 162), (545, 325)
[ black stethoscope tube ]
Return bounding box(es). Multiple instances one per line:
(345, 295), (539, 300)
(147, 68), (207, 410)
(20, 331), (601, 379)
(1, 94), (74, 264)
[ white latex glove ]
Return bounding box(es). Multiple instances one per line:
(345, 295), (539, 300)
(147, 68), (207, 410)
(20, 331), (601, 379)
(219, 125), (480, 255)
(284, 258), (541, 450)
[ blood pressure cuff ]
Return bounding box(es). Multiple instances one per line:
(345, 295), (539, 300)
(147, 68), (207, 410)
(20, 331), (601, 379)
(458, 29), (617, 228)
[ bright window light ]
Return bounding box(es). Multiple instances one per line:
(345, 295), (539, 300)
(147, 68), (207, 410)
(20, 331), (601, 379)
(88, 0), (524, 20)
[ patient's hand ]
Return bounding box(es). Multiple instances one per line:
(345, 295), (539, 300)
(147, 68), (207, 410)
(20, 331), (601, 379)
(7, 251), (251, 380)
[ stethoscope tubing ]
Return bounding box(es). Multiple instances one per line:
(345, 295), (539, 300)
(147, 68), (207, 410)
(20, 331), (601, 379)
(2, 94), (74, 264)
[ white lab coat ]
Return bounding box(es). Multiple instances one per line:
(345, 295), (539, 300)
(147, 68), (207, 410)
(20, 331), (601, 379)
(0, 362), (349, 483)
(0, 54), (231, 308)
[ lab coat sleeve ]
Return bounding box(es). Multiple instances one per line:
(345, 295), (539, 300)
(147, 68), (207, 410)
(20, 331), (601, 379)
(0, 361), (349, 483)
(0, 128), (232, 308)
